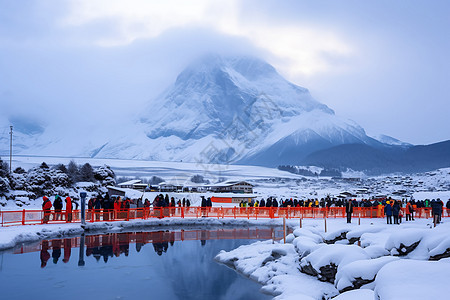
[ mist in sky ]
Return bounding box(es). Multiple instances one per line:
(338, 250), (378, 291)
(0, 0), (449, 145)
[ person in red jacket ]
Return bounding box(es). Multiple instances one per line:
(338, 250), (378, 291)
(65, 196), (73, 223)
(42, 196), (52, 224)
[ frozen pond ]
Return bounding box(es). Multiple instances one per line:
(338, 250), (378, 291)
(0, 228), (287, 300)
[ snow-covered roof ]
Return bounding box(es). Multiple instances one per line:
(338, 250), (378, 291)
(208, 180), (253, 187)
(209, 193), (257, 198)
(106, 186), (143, 199)
(118, 179), (141, 186)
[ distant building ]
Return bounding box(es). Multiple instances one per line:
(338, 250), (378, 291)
(106, 186), (126, 198)
(207, 181), (254, 194)
(117, 180), (147, 191)
(211, 194), (257, 204)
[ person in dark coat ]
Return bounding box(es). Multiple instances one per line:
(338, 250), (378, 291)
(384, 201), (393, 224)
(201, 196), (207, 207)
(52, 239), (62, 264)
(94, 196), (102, 220)
(102, 194), (111, 220)
(272, 199), (278, 207)
(53, 195), (63, 221)
(345, 200), (353, 223)
(260, 199), (265, 208)
(201, 196), (207, 217)
(392, 201), (400, 224)
(164, 194), (170, 207)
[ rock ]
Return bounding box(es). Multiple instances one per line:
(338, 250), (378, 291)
(325, 231), (348, 244)
(429, 248), (450, 261)
(392, 241), (420, 256)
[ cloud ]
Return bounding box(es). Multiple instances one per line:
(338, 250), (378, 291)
(57, 0), (354, 76)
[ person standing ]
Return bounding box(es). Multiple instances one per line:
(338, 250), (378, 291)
(53, 195), (63, 221)
(65, 196), (73, 223)
(345, 200), (353, 223)
(392, 200), (400, 225)
(384, 200), (393, 224)
(42, 196), (52, 224)
(201, 196), (207, 217)
(406, 201), (414, 221)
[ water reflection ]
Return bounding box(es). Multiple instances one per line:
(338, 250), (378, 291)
(4, 228), (283, 300)
(18, 228), (288, 267)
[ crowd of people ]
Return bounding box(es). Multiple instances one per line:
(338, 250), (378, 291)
(40, 193), (449, 225)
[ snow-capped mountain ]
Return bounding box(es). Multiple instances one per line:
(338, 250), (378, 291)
(6, 54), (382, 166)
(96, 55), (378, 165)
(373, 134), (412, 147)
(137, 54), (378, 165)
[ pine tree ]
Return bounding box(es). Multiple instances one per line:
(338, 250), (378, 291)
(67, 160), (80, 183)
(54, 163), (68, 174)
(0, 157), (9, 177)
(79, 163), (95, 182)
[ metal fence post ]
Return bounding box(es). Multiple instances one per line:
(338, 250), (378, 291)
(80, 192), (87, 229)
(78, 233), (85, 266)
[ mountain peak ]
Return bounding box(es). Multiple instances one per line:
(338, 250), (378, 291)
(175, 54), (279, 85)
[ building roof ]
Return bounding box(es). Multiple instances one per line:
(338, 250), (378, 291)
(106, 186), (143, 199)
(117, 179), (142, 186)
(207, 180), (254, 188)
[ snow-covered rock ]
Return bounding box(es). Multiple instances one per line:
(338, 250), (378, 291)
(385, 228), (427, 256)
(300, 244), (370, 283)
(335, 256), (399, 292)
(374, 260), (450, 299)
(331, 289), (374, 300)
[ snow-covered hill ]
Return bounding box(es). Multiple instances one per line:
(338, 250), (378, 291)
(6, 55), (380, 166)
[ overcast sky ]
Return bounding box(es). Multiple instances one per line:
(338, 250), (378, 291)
(0, 0), (449, 145)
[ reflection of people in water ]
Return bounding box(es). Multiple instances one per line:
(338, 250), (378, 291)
(152, 242), (168, 256)
(63, 238), (71, 263)
(40, 240), (51, 268)
(152, 231), (169, 256)
(100, 234), (113, 263)
(200, 230), (208, 247)
(52, 239), (62, 264)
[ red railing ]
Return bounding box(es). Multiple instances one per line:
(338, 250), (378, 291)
(1, 207), (448, 227)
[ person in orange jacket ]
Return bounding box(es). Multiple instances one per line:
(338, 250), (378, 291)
(65, 196), (73, 223)
(42, 196), (52, 224)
